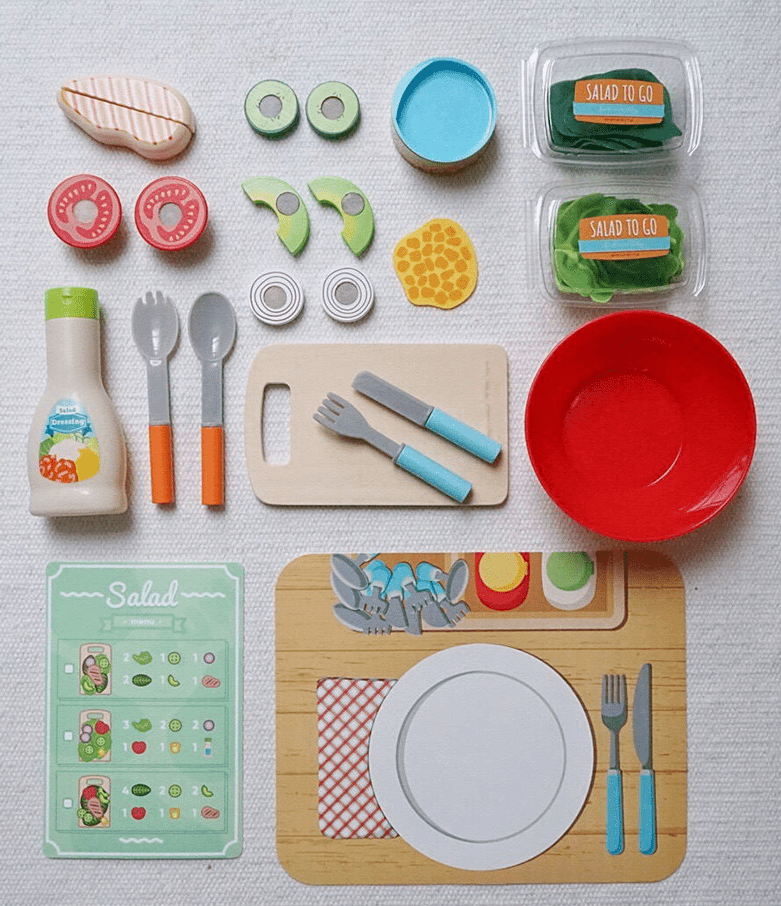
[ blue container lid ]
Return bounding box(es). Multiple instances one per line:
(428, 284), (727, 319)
(392, 58), (497, 166)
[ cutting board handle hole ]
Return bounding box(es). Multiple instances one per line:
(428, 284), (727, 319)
(262, 384), (291, 464)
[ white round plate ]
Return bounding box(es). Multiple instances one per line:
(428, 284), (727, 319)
(368, 644), (593, 870)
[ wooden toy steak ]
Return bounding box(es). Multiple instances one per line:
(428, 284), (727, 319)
(58, 76), (196, 160)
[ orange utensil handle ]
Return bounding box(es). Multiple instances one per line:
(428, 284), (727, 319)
(149, 424), (175, 504)
(201, 426), (224, 506)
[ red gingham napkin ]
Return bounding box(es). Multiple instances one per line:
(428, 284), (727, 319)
(317, 678), (398, 839)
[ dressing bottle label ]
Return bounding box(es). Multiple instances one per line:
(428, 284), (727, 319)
(39, 398), (100, 483)
(578, 214), (670, 260)
(573, 79), (665, 124)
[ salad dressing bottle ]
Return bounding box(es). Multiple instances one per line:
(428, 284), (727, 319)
(28, 287), (127, 515)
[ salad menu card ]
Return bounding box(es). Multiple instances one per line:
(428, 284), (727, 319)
(44, 563), (243, 859)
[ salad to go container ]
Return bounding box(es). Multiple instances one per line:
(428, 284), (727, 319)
(529, 180), (707, 307)
(523, 38), (703, 165)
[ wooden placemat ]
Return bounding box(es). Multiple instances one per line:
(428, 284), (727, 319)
(275, 551), (686, 884)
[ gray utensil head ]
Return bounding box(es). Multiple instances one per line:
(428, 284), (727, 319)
(445, 559), (469, 601)
(420, 598), (451, 628)
(632, 663), (653, 768)
(132, 291), (179, 360)
(332, 603), (391, 635)
(352, 371), (432, 425)
(330, 572), (362, 607)
(188, 292), (237, 362)
(330, 554), (368, 589)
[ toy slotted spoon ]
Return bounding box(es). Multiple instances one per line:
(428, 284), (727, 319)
(131, 291), (179, 504)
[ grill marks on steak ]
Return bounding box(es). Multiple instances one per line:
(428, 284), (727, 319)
(86, 796), (104, 818)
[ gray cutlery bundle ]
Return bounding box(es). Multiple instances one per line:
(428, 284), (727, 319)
(330, 554), (471, 635)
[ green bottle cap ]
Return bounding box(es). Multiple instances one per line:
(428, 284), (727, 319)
(546, 552), (594, 592)
(45, 287), (99, 320)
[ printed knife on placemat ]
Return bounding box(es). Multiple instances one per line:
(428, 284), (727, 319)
(633, 663), (657, 855)
(352, 371), (502, 463)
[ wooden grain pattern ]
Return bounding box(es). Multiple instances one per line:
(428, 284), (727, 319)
(275, 550), (687, 885)
(244, 344), (508, 506)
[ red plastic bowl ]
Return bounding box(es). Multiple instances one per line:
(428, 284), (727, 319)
(525, 311), (756, 541)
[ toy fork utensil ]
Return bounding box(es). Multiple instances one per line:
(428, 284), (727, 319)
(434, 585), (471, 625)
(362, 560), (392, 614)
(131, 291), (178, 504)
(601, 673), (627, 855)
(332, 603), (391, 635)
(313, 393), (472, 503)
(385, 565), (422, 635)
(393, 562), (433, 611)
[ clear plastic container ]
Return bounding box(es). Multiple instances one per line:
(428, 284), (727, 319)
(523, 39), (702, 165)
(529, 181), (707, 308)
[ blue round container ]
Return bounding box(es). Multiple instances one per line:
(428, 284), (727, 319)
(392, 58), (497, 173)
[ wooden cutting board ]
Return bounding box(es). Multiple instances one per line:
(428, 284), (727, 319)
(275, 550), (687, 885)
(244, 344), (508, 505)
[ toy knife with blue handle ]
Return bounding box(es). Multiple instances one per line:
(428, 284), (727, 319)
(633, 663), (657, 855)
(352, 371), (502, 464)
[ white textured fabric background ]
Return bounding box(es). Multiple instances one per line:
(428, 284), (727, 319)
(1, 0), (779, 903)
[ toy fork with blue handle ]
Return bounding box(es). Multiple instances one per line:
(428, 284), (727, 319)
(601, 673), (627, 855)
(397, 563), (434, 611)
(352, 372), (502, 464)
(314, 393), (472, 503)
(384, 564), (422, 634)
(362, 560), (392, 614)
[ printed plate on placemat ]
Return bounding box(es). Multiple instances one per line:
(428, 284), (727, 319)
(368, 645), (594, 870)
